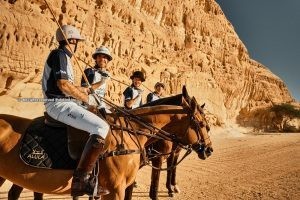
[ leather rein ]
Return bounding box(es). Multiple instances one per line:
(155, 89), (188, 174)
(98, 108), (205, 172)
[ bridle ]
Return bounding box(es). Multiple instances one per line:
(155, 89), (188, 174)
(189, 110), (213, 159)
(95, 93), (213, 169)
(144, 104), (213, 170)
(160, 99), (213, 162)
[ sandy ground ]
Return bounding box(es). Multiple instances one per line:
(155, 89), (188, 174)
(0, 131), (299, 200)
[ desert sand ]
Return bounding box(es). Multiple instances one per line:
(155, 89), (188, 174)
(0, 130), (299, 200)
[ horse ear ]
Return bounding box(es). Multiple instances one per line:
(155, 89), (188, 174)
(182, 85), (190, 100)
(201, 103), (205, 108)
(191, 97), (197, 114)
(182, 96), (189, 108)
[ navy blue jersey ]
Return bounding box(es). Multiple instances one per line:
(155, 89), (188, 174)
(146, 92), (160, 103)
(123, 86), (143, 109)
(42, 46), (73, 99)
(81, 68), (95, 86)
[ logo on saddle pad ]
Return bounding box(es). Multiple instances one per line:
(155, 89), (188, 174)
(27, 149), (46, 160)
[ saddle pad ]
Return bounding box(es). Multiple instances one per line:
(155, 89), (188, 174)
(20, 117), (77, 169)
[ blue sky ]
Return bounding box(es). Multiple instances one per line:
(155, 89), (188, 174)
(216, 0), (300, 101)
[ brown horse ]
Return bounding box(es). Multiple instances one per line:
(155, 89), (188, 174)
(8, 184), (43, 200)
(147, 140), (182, 199)
(134, 99), (210, 200)
(0, 88), (212, 200)
(0, 178), (43, 200)
(147, 102), (210, 200)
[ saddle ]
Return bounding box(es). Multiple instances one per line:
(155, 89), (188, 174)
(19, 114), (89, 169)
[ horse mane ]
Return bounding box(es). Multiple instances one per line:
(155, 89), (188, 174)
(129, 105), (185, 116)
(109, 92), (191, 116)
(128, 94), (185, 116)
(141, 94), (183, 107)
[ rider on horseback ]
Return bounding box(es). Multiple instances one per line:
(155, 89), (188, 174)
(41, 25), (109, 197)
(123, 71), (145, 109)
(81, 46), (112, 112)
(146, 82), (165, 103)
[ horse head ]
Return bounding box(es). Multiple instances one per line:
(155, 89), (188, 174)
(139, 85), (213, 160)
(180, 87), (213, 160)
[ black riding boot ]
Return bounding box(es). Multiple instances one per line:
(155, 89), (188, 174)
(71, 134), (110, 197)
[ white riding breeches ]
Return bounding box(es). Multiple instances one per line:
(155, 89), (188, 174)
(45, 101), (109, 139)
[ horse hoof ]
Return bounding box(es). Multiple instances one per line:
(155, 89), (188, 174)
(173, 185), (181, 193)
(168, 192), (174, 197)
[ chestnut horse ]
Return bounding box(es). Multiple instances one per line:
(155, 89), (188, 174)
(0, 178), (43, 200)
(147, 140), (182, 199)
(0, 88), (212, 200)
(146, 103), (209, 200)
(124, 95), (211, 200)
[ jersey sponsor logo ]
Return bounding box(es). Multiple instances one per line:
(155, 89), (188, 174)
(56, 70), (67, 75)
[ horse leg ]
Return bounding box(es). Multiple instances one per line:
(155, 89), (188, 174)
(171, 152), (180, 194)
(166, 152), (175, 197)
(0, 176), (5, 186)
(33, 192), (44, 200)
(8, 184), (23, 200)
(149, 157), (162, 200)
(124, 182), (135, 200)
(101, 186), (126, 200)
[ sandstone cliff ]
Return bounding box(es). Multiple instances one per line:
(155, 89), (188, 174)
(0, 0), (296, 129)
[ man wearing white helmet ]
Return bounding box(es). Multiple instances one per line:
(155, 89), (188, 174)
(81, 46), (112, 111)
(42, 25), (109, 197)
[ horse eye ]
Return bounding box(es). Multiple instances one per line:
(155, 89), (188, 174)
(206, 125), (210, 131)
(199, 121), (205, 128)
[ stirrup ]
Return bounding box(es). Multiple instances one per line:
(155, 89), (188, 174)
(87, 176), (110, 199)
(71, 172), (95, 197)
(96, 185), (110, 196)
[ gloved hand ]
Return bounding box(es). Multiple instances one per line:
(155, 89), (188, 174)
(101, 71), (110, 78)
(88, 94), (99, 106)
(100, 71), (110, 81)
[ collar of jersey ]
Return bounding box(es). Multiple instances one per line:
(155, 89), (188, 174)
(59, 45), (73, 58)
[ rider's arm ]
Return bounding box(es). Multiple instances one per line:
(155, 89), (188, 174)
(123, 87), (140, 109)
(57, 80), (88, 104)
(125, 95), (141, 109)
(90, 80), (107, 90)
(81, 68), (107, 90)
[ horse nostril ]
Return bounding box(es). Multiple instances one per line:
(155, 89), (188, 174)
(198, 152), (207, 160)
(205, 147), (213, 157)
(206, 151), (212, 157)
(206, 126), (210, 131)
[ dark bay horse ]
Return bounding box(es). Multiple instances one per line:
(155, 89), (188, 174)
(0, 88), (212, 200)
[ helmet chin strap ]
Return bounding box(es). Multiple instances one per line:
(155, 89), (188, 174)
(68, 39), (78, 53)
(74, 42), (78, 53)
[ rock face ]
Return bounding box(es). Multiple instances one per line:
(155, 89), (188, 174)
(0, 0), (295, 126)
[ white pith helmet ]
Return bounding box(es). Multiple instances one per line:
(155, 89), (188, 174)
(56, 25), (85, 42)
(92, 46), (112, 61)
